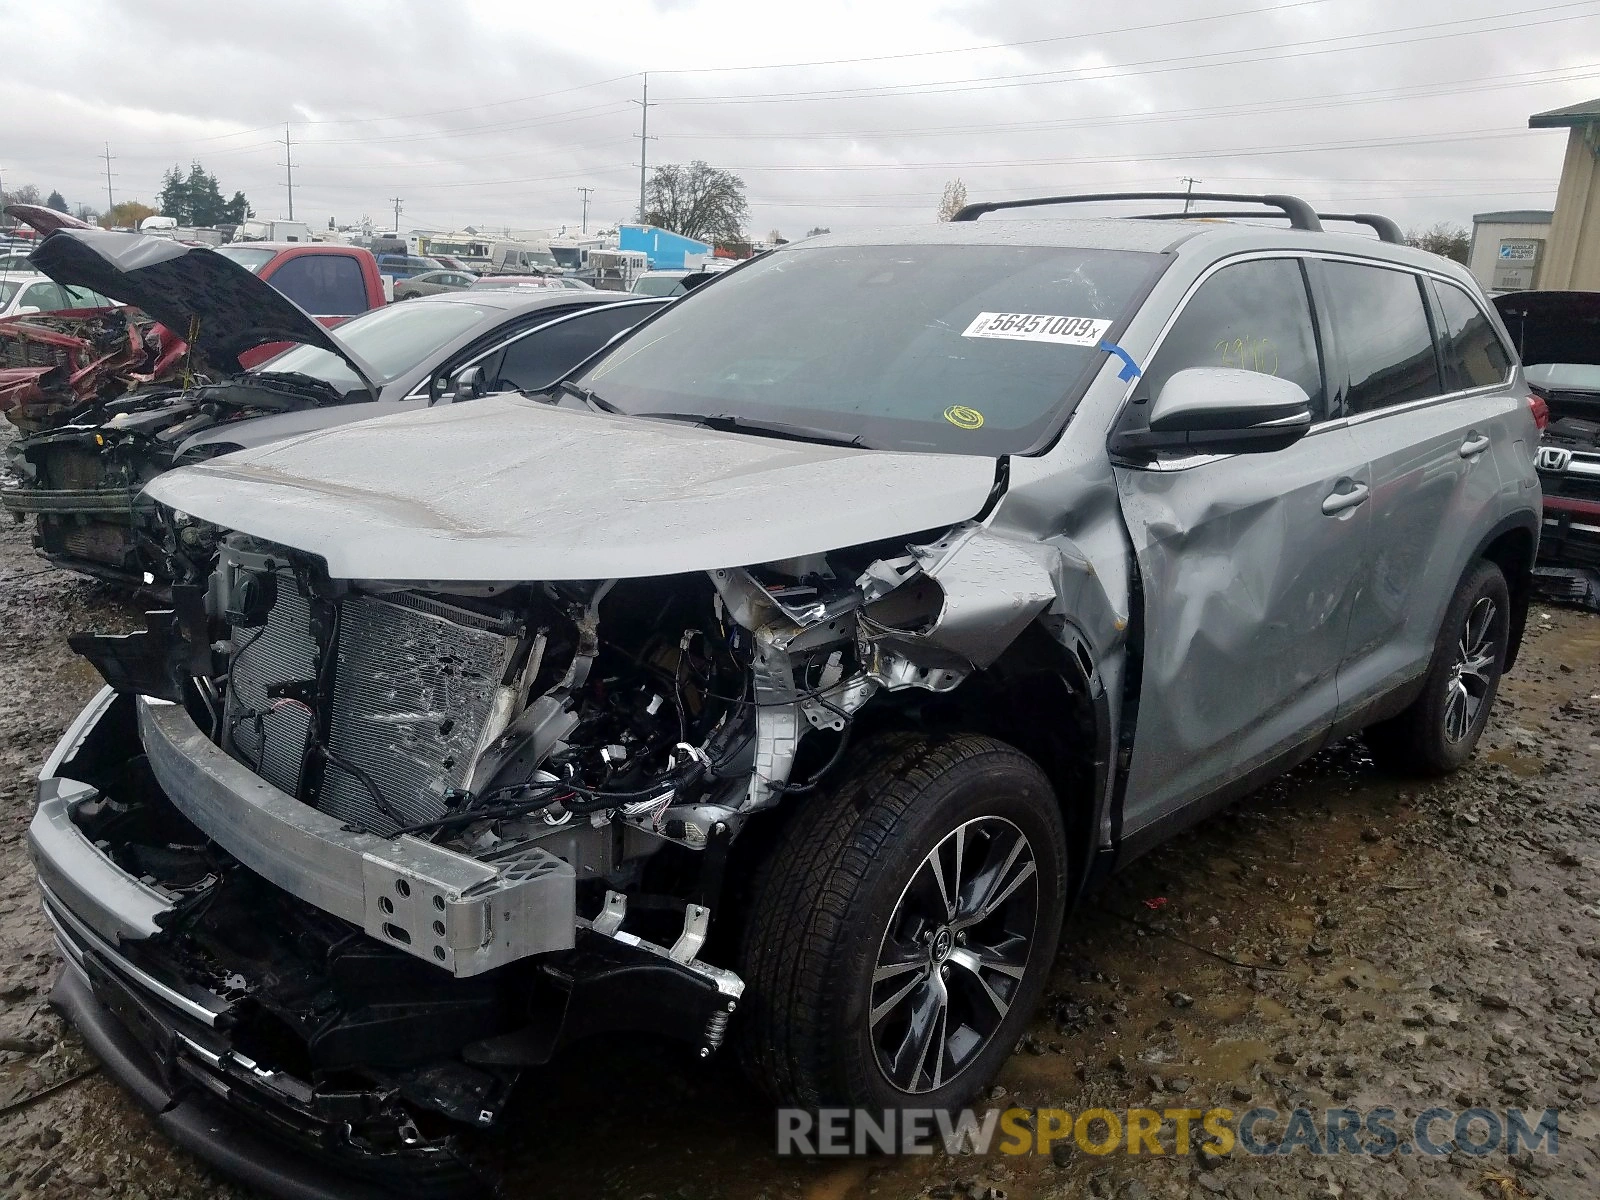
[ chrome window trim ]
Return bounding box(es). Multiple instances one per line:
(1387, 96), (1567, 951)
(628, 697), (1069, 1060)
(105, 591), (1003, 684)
(1111, 248), (1517, 472)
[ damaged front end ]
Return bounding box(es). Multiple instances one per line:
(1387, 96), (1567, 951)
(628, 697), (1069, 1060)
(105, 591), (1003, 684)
(3, 215), (380, 586)
(0, 308), (187, 435)
(4, 375), (344, 586)
(31, 515), (1056, 1196)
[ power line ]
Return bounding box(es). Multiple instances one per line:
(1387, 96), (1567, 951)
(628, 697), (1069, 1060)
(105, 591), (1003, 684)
(390, 196), (403, 231)
(650, 63), (1600, 144)
(651, 0), (1345, 75)
(655, 2), (1600, 105)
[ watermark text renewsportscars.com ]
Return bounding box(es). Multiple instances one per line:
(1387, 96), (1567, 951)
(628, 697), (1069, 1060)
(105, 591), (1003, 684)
(777, 1106), (1561, 1158)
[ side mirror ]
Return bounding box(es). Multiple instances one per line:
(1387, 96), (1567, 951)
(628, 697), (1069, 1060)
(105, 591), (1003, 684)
(1111, 367), (1311, 456)
(450, 365), (487, 404)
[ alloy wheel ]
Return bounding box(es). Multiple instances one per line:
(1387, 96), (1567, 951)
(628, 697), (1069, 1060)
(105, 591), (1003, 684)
(1444, 595), (1499, 744)
(869, 816), (1040, 1094)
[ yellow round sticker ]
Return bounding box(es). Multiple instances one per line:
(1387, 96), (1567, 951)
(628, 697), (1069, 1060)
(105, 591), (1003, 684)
(943, 405), (984, 430)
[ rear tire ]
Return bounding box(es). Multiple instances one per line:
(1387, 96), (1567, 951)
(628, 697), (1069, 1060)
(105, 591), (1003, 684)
(737, 732), (1068, 1111)
(1365, 558), (1509, 776)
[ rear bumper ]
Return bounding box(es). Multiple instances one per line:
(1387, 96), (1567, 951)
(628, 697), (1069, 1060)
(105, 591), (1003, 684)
(1540, 496), (1600, 571)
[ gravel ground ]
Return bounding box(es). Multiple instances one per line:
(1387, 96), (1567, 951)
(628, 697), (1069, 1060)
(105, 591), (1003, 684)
(0, 456), (1596, 1199)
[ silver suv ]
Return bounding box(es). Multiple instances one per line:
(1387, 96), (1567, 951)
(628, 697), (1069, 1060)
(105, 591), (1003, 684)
(28, 192), (1541, 1196)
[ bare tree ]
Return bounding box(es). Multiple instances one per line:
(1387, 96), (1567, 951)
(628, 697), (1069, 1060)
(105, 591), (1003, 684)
(72, 203), (99, 225)
(937, 178), (969, 222)
(645, 162), (749, 245)
(1404, 222), (1471, 265)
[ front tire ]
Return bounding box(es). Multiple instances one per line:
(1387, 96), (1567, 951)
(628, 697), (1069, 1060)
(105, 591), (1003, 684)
(738, 733), (1068, 1111)
(1365, 558), (1510, 776)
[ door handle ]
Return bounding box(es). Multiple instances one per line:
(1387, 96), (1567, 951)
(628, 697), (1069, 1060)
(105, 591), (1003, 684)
(1321, 481), (1370, 515)
(1459, 433), (1490, 458)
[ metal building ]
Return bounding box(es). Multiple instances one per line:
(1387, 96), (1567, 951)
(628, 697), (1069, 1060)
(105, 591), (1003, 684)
(1530, 98), (1600, 291)
(1468, 210), (1553, 291)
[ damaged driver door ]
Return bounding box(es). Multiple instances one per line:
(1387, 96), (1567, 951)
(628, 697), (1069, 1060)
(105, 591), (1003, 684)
(1110, 255), (1371, 851)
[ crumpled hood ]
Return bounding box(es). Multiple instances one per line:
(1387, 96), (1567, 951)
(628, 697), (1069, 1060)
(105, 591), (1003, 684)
(144, 393), (1000, 580)
(22, 219), (378, 391)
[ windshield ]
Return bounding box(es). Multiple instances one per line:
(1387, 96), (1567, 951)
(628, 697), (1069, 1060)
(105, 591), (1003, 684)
(579, 242), (1163, 454)
(213, 246), (278, 274)
(551, 246), (583, 269)
(254, 299), (495, 391)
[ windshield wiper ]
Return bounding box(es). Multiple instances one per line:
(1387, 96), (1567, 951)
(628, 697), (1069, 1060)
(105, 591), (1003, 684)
(637, 411), (874, 450)
(551, 378), (621, 413)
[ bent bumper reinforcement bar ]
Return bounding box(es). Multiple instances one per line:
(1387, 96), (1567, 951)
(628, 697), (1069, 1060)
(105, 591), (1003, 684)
(135, 697), (576, 977)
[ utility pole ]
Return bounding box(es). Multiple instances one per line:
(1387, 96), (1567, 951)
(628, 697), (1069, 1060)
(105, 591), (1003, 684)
(578, 186), (595, 234)
(101, 143), (117, 215)
(1180, 176), (1200, 213)
(632, 74), (656, 225)
(390, 197), (403, 232)
(280, 125), (296, 220)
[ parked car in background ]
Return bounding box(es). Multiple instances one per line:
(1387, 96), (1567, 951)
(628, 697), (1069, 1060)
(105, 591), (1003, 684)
(630, 268), (720, 297)
(376, 252), (445, 283)
(212, 241), (388, 341)
(0, 273), (118, 318)
(394, 268), (476, 299)
(0, 251), (36, 273)
(27, 193), (1538, 1197)
(1495, 289), (1600, 596)
(3, 222), (666, 585)
(430, 254), (481, 275)
(469, 273), (592, 292)
(0, 207), (188, 432)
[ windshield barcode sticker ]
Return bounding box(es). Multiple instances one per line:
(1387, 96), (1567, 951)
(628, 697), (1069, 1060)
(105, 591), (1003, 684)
(961, 312), (1112, 346)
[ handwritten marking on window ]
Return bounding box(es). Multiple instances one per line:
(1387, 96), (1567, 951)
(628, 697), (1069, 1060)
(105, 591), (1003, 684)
(1215, 336), (1280, 376)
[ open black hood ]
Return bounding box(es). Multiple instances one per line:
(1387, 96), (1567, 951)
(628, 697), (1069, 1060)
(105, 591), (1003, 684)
(19, 217), (378, 393)
(1493, 289), (1600, 369)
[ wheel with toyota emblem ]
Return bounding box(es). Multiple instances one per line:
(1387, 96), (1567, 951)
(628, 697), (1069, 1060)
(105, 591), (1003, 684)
(738, 732), (1068, 1109)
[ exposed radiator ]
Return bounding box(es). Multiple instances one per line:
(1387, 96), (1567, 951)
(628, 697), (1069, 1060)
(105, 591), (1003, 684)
(224, 580), (520, 835)
(322, 592), (519, 832)
(224, 574), (316, 797)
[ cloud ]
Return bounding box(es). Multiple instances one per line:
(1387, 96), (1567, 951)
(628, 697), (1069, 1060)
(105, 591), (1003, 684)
(5, 0), (1594, 236)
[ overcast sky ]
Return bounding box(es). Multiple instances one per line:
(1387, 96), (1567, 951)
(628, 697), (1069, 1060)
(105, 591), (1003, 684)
(5, 0), (1599, 238)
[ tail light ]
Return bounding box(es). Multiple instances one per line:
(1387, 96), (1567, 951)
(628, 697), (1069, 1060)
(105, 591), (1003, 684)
(1528, 392), (1550, 431)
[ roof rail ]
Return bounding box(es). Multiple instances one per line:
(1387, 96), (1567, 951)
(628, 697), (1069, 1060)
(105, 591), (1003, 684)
(1131, 210), (1405, 244)
(950, 191), (1322, 231)
(1316, 213), (1405, 244)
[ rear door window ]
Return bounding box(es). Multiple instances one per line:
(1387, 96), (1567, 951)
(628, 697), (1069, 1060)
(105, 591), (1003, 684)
(1433, 282), (1512, 392)
(268, 254), (369, 315)
(1136, 257), (1326, 417)
(1320, 262), (1441, 414)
